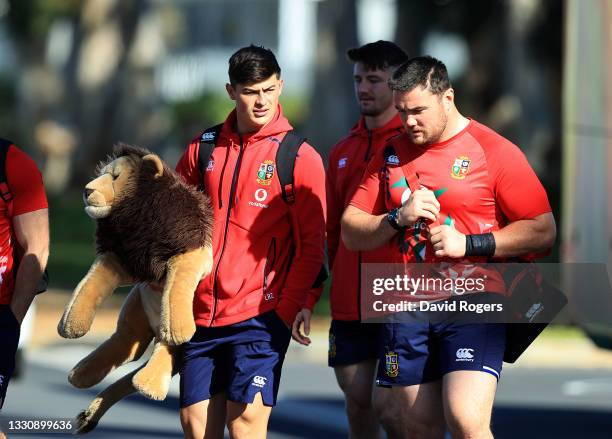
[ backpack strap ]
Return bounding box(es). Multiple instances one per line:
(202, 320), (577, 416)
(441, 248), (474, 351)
(196, 124), (223, 190)
(275, 132), (329, 287)
(0, 138), (13, 203)
(275, 131), (306, 205)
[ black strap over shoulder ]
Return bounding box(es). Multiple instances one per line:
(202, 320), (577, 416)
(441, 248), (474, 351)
(275, 130), (306, 205)
(0, 138), (13, 203)
(197, 124), (224, 189)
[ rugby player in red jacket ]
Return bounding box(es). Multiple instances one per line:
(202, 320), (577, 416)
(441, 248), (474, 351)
(343, 56), (556, 439)
(292, 41), (407, 439)
(176, 46), (326, 439)
(0, 142), (49, 439)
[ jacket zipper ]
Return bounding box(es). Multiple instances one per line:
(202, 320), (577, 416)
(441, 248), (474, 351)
(363, 129), (373, 161)
(210, 137), (245, 324)
(263, 237), (277, 294)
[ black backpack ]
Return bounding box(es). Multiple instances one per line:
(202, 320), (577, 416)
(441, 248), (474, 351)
(196, 125), (328, 288)
(0, 138), (49, 294)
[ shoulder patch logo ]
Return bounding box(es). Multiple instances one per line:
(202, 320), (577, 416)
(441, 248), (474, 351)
(256, 160), (275, 186)
(451, 156), (471, 179)
(338, 157), (347, 169)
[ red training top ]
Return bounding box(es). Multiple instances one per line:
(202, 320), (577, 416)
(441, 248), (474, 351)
(0, 144), (48, 304)
(350, 119), (552, 296)
(305, 115), (404, 320)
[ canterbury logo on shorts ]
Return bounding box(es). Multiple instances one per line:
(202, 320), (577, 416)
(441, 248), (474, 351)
(455, 348), (475, 361)
(251, 376), (267, 388)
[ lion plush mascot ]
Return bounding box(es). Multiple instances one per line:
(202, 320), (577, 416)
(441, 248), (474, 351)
(57, 144), (213, 433)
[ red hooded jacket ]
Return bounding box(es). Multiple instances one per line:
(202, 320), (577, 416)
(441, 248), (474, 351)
(305, 115), (403, 320)
(176, 106), (326, 327)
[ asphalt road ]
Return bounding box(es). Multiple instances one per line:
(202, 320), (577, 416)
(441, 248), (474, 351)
(1, 343), (612, 438)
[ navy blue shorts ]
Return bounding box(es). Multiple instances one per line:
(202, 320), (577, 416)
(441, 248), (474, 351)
(0, 305), (20, 410)
(328, 320), (381, 367)
(179, 310), (291, 408)
(376, 321), (506, 387)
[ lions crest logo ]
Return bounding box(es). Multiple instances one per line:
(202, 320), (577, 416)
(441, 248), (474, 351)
(385, 351), (399, 377)
(257, 160), (275, 186)
(328, 334), (337, 359)
(451, 156), (471, 180)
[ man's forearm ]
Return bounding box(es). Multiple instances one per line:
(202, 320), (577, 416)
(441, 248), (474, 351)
(341, 207), (397, 251)
(492, 214), (556, 258)
(10, 251), (48, 323)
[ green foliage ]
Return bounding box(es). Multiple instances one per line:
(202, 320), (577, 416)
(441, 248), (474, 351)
(8, 0), (81, 41)
(279, 94), (308, 127)
(170, 92), (233, 146)
(312, 276), (331, 317)
(47, 191), (96, 289)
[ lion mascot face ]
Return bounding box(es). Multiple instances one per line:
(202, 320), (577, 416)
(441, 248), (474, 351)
(57, 144), (213, 434)
(83, 152), (158, 219)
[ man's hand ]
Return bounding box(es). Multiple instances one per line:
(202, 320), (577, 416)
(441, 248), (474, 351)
(292, 308), (312, 346)
(398, 188), (440, 227)
(430, 225), (466, 258)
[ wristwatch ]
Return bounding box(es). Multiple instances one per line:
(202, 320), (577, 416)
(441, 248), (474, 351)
(386, 207), (404, 231)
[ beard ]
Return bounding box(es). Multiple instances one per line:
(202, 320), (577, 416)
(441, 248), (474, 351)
(358, 94), (393, 117)
(409, 114), (448, 146)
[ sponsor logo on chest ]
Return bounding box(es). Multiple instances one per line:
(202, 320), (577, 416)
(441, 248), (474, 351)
(248, 188), (269, 209)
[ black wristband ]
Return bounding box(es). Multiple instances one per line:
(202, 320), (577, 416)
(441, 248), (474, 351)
(465, 233), (496, 257)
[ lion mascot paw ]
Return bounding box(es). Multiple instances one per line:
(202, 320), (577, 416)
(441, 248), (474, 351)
(56, 144), (213, 433)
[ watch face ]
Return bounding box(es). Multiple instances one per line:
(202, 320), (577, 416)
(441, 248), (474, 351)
(388, 208), (401, 230)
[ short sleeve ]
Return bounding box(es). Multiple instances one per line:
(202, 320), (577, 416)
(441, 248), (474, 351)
(6, 145), (48, 216)
(486, 141), (551, 221)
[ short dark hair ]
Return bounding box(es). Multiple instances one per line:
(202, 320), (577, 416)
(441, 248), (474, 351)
(388, 56), (451, 95)
(346, 40), (408, 71)
(228, 45), (281, 86)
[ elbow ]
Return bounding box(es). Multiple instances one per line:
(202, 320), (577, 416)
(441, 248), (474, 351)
(536, 214), (557, 252)
(340, 215), (361, 251)
(342, 232), (360, 252)
(24, 244), (50, 269)
(340, 222), (358, 251)
(542, 224), (557, 251)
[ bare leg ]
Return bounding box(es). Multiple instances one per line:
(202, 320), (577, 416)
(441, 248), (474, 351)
(373, 382), (446, 439)
(180, 393), (227, 439)
(226, 393), (271, 439)
(443, 371), (497, 439)
(334, 359), (383, 439)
